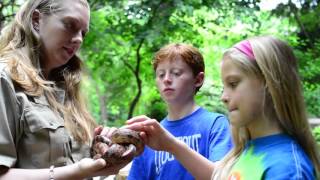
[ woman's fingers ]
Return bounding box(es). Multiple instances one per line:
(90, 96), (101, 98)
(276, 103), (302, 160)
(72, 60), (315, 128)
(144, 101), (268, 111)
(95, 126), (118, 138)
(94, 126), (103, 136)
(77, 158), (132, 177)
(77, 158), (106, 177)
(105, 127), (117, 138)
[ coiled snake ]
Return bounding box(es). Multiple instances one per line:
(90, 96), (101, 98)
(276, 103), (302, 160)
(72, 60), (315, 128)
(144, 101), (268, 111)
(91, 128), (144, 166)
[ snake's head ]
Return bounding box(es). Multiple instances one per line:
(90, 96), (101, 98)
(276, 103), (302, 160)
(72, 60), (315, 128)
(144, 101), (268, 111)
(90, 128), (145, 166)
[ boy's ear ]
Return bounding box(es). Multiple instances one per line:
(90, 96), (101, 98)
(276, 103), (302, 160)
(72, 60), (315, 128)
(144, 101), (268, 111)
(32, 9), (41, 32)
(195, 72), (204, 88)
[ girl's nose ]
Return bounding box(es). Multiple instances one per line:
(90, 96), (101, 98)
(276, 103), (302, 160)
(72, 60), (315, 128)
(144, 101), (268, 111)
(220, 90), (229, 104)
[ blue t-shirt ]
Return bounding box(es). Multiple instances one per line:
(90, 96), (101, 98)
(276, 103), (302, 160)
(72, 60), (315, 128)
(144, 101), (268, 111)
(228, 134), (315, 180)
(128, 107), (233, 180)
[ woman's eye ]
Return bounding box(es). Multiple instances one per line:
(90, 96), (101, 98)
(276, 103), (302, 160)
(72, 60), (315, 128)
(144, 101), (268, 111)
(63, 20), (77, 32)
(63, 21), (71, 29)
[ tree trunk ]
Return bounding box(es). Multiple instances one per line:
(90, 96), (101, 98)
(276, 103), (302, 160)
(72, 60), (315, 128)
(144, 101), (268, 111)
(127, 39), (144, 119)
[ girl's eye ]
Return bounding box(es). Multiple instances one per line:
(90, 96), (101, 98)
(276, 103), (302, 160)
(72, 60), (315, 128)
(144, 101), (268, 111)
(229, 82), (238, 88)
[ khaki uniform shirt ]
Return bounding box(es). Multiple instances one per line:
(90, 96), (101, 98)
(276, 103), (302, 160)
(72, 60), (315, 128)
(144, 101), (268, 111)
(0, 63), (90, 168)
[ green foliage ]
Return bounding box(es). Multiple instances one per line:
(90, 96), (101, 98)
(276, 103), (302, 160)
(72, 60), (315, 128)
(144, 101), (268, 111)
(294, 39), (320, 117)
(78, 0), (320, 125)
(2, 0), (319, 127)
(312, 126), (320, 146)
(0, 0), (23, 29)
(3, 0), (311, 125)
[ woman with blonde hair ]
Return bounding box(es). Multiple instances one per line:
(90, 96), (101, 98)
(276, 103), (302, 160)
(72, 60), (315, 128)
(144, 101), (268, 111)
(0, 0), (127, 179)
(126, 36), (320, 179)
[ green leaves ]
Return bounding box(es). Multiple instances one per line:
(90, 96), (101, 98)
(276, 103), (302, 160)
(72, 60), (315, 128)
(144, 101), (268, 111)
(312, 126), (320, 146)
(81, 0), (320, 126)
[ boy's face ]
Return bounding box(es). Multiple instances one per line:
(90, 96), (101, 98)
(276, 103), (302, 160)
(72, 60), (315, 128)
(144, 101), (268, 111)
(155, 57), (203, 105)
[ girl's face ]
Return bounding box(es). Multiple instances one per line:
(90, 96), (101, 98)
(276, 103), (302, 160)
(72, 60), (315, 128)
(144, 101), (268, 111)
(155, 57), (203, 106)
(35, 0), (89, 76)
(220, 58), (265, 130)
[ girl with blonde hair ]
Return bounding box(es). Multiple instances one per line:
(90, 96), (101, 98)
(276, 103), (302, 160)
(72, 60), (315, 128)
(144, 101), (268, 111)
(126, 36), (320, 179)
(0, 0), (127, 179)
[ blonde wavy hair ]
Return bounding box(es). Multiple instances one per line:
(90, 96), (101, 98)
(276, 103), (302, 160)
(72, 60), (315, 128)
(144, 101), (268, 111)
(0, 0), (96, 144)
(213, 36), (320, 179)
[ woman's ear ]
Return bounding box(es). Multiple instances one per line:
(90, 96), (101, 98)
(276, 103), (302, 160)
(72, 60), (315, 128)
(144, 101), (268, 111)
(195, 72), (204, 88)
(32, 9), (41, 32)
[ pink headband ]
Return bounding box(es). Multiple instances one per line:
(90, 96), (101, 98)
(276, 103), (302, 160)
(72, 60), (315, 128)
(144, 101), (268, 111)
(233, 40), (255, 60)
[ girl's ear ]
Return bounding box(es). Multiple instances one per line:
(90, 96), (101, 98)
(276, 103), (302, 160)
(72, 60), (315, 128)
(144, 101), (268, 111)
(32, 9), (41, 32)
(194, 72), (204, 88)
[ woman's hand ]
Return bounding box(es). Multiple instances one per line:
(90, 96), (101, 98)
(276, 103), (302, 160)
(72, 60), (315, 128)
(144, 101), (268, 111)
(75, 124), (132, 178)
(124, 115), (177, 153)
(94, 126), (117, 138)
(74, 158), (128, 178)
(87, 126), (133, 177)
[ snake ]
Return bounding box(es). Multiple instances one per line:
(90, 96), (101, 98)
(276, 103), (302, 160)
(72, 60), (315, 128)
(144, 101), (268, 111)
(90, 128), (144, 166)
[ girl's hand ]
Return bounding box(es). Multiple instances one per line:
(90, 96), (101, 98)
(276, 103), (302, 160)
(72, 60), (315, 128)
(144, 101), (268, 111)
(125, 115), (177, 153)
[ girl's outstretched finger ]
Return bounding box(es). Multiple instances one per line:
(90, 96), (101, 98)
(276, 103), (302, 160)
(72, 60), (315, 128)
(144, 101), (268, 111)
(143, 119), (160, 127)
(139, 131), (148, 143)
(123, 122), (145, 131)
(126, 115), (150, 124)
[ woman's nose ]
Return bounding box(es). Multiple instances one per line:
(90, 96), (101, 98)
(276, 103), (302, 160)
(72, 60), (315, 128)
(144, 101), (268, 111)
(72, 31), (83, 44)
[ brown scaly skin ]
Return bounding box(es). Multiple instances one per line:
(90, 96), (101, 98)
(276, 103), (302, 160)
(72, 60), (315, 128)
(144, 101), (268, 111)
(91, 128), (145, 166)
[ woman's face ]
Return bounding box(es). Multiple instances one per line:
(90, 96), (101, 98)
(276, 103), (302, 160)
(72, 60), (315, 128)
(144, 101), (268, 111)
(34, 0), (89, 76)
(220, 58), (265, 130)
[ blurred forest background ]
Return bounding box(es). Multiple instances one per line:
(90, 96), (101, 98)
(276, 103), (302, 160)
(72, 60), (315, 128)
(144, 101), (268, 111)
(1, 0), (320, 141)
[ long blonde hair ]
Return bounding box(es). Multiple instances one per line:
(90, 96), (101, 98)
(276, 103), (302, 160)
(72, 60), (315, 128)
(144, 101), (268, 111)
(0, 0), (96, 144)
(213, 36), (320, 179)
